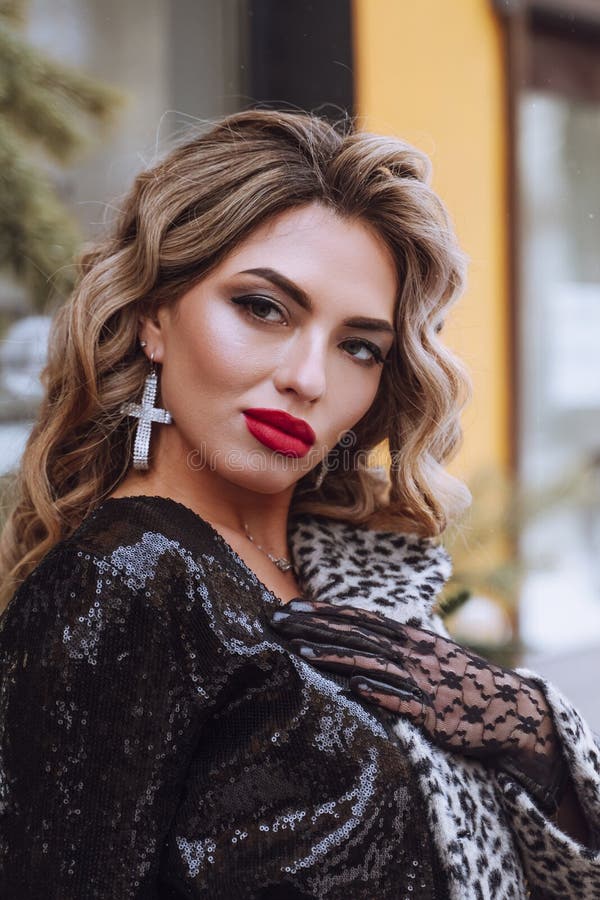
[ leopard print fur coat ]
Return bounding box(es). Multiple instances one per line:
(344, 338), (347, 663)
(287, 512), (600, 900)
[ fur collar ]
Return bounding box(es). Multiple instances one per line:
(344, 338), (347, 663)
(287, 513), (452, 628)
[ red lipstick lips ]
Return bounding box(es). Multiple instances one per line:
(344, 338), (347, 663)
(243, 408), (316, 458)
(244, 409), (316, 443)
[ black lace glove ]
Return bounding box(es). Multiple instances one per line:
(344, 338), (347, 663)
(269, 599), (570, 816)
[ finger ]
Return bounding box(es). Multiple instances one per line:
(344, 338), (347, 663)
(289, 639), (413, 687)
(274, 614), (447, 703)
(272, 613), (447, 693)
(349, 675), (429, 722)
(285, 599), (412, 643)
(284, 600), (454, 656)
(287, 599), (386, 621)
(281, 610), (419, 658)
(270, 613), (398, 657)
(271, 610), (362, 636)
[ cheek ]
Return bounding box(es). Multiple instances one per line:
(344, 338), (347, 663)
(326, 378), (380, 446)
(167, 305), (261, 392)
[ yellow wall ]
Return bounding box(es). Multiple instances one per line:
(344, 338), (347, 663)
(353, 0), (510, 481)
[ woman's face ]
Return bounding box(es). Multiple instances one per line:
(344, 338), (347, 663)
(141, 201), (397, 495)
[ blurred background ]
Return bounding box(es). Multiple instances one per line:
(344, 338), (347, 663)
(0, 0), (598, 725)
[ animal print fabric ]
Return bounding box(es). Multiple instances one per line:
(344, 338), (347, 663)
(288, 512), (600, 899)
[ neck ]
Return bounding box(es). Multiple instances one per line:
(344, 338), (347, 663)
(114, 432), (296, 557)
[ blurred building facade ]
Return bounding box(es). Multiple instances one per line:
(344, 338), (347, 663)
(352, 0), (600, 725)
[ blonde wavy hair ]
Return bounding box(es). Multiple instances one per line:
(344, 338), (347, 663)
(0, 107), (472, 614)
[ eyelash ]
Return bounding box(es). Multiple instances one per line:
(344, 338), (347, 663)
(231, 294), (388, 367)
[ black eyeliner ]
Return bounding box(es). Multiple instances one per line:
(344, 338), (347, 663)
(231, 294), (387, 366)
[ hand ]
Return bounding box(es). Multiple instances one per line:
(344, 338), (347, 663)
(269, 599), (569, 814)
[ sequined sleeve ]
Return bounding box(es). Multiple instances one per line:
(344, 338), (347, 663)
(0, 543), (205, 899)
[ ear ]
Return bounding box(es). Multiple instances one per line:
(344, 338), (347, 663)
(138, 312), (166, 364)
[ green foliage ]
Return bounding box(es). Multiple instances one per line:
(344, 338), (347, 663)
(0, 1), (25, 27)
(0, 2), (125, 310)
(437, 588), (472, 619)
(439, 459), (600, 610)
(0, 21), (122, 162)
(0, 125), (81, 306)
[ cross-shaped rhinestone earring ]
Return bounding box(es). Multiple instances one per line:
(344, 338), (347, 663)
(120, 345), (174, 470)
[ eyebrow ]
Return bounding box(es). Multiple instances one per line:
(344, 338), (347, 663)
(237, 267), (396, 335)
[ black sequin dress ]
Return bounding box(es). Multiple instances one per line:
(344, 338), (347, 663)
(0, 495), (450, 899)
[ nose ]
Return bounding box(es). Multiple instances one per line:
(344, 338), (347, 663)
(272, 332), (327, 402)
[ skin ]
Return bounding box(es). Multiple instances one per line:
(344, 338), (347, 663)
(111, 201), (397, 581)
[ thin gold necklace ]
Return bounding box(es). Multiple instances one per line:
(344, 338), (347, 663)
(243, 522), (295, 572)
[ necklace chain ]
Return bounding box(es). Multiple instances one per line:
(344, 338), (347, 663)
(243, 522), (295, 572)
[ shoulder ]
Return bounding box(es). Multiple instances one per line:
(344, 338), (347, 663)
(1, 494), (272, 666)
(0, 538), (171, 654)
(71, 495), (221, 574)
(1, 496), (220, 643)
(0, 521), (219, 693)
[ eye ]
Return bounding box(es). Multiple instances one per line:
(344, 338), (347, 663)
(231, 294), (387, 367)
(342, 338), (386, 366)
(231, 294), (286, 324)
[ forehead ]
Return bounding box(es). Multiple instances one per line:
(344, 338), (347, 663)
(216, 202), (398, 303)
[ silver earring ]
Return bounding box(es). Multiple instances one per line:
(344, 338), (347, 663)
(120, 350), (173, 470)
(314, 459), (327, 489)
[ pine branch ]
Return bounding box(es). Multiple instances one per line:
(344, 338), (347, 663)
(0, 124), (80, 308)
(0, 0), (24, 27)
(0, 22), (126, 162)
(436, 589), (472, 620)
(0, 6), (125, 305)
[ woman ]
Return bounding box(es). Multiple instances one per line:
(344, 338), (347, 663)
(0, 108), (598, 899)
